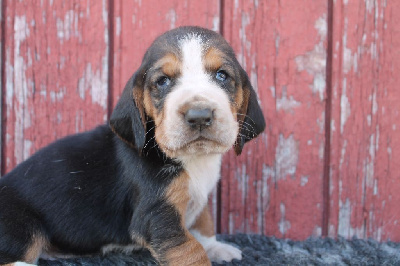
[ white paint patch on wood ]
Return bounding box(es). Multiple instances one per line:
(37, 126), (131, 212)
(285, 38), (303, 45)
(364, 134), (375, 188)
(78, 63), (108, 111)
(295, 14), (327, 101)
(343, 47), (352, 73)
(339, 139), (348, 170)
(313, 226), (322, 237)
(50, 87), (66, 103)
(23, 139), (33, 160)
(338, 198), (365, 238)
(13, 15), (32, 163)
(5, 49), (14, 117)
(340, 78), (351, 133)
(237, 11), (251, 70)
(300, 176), (309, 186)
(338, 198), (351, 237)
(56, 10), (78, 42)
(276, 87), (301, 113)
(278, 202), (291, 236)
(166, 8), (177, 29)
(212, 15), (220, 32)
(275, 134), (299, 180)
(116, 17), (121, 36)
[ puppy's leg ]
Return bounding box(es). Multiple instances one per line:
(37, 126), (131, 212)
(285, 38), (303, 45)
(0, 188), (47, 265)
(132, 173), (210, 265)
(131, 208), (210, 266)
(190, 205), (242, 264)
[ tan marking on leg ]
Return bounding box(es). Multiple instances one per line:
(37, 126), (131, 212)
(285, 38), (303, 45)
(190, 205), (215, 237)
(23, 234), (47, 263)
(164, 234), (210, 266)
(161, 172), (210, 265)
(164, 171), (190, 225)
(130, 231), (148, 248)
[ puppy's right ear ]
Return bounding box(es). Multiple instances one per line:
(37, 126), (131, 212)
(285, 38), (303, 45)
(110, 71), (147, 153)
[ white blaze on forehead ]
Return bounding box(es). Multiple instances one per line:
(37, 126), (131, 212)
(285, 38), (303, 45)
(180, 35), (208, 82)
(181, 35), (204, 74)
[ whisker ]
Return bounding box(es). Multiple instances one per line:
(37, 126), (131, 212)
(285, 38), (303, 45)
(238, 120), (256, 132)
(237, 133), (253, 140)
(237, 123), (256, 134)
(143, 135), (157, 150)
(235, 112), (257, 126)
(238, 121), (256, 134)
(145, 125), (156, 136)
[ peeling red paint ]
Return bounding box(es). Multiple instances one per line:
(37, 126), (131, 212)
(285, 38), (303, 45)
(329, 0), (400, 241)
(220, 0), (327, 239)
(3, 0), (110, 174)
(2, 0), (400, 241)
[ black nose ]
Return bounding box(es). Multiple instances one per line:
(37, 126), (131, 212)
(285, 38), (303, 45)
(185, 108), (213, 129)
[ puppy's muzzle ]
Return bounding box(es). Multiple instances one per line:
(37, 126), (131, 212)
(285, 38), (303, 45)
(184, 108), (214, 131)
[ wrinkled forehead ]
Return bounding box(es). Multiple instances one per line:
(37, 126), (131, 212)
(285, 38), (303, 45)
(141, 27), (237, 73)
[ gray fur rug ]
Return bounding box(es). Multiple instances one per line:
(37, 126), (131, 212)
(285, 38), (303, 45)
(38, 234), (400, 265)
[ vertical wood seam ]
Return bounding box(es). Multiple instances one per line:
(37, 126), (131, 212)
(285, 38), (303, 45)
(322, 0), (334, 237)
(107, 0), (114, 119)
(216, 0), (225, 234)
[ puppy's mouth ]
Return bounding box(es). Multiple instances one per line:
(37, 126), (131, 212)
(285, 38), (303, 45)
(187, 136), (211, 144)
(160, 133), (230, 158)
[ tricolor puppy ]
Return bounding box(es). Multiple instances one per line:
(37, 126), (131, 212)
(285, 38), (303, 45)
(0, 26), (265, 265)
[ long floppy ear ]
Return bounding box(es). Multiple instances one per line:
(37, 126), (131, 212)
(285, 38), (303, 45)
(109, 71), (147, 154)
(234, 70), (266, 155)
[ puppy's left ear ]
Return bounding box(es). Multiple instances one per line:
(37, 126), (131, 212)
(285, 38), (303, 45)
(109, 71), (147, 154)
(234, 69), (266, 155)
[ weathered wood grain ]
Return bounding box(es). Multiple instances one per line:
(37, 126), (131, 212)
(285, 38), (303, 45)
(2, 0), (400, 241)
(220, 0), (328, 239)
(329, 0), (400, 241)
(2, 0), (110, 174)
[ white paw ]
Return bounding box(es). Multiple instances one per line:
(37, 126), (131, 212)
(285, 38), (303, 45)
(205, 240), (242, 264)
(14, 262), (36, 266)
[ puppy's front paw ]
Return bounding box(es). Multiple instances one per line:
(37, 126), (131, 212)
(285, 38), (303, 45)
(205, 240), (242, 264)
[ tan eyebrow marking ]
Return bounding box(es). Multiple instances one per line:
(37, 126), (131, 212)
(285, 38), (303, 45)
(203, 47), (224, 71)
(154, 53), (182, 78)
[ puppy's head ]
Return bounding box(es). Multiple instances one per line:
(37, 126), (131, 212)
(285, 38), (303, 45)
(110, 26), (265, 158)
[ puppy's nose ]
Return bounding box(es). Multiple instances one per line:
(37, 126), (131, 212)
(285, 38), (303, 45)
(185, 108), (213, 129)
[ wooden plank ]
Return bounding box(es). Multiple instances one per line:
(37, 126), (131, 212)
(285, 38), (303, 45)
(329, 0), (400, 241)
(220, 0), (328, 239)
(3, 0), (109, 174)
(111, 0), (221, 230)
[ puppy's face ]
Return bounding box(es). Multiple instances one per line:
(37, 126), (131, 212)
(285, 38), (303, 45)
(110, 27), (265, 158)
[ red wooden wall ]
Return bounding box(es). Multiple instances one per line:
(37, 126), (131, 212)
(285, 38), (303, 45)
(1, 0), (399, 241)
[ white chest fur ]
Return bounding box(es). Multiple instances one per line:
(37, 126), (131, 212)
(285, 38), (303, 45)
(180, 154), (222, 229)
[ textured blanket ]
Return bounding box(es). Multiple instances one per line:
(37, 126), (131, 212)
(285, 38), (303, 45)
(38, 234), (400, 265)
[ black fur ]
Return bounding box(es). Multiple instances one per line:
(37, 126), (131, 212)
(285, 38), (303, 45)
(0, 125), (186, 263)
(235, 69), (266, 155)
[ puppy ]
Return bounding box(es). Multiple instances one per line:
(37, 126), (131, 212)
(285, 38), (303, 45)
(0, 26), (265, 265)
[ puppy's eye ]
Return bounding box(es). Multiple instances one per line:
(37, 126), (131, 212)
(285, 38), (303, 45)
(215, 70), (228, 82)
(156, 76), (171, 89)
